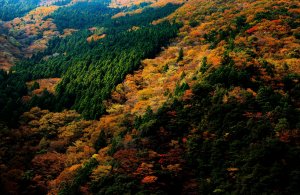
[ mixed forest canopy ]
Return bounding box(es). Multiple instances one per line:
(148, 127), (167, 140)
(3, 2), (182, 122)
(0, 0), (299, 194)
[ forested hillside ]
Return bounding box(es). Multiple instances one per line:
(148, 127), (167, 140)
(0, 0), (300, 194)
(0, 0), (40, 21)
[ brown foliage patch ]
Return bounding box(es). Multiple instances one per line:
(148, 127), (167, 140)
(27, 78), (61, 95)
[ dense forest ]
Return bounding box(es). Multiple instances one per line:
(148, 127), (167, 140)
(44, 1), (116, 32)
(0, 0), (40, 21)
(0, 0), (299, 194)
(0, 70), (27, 126)
(3, 2), (182, 122)
(0, 1), (181, 125)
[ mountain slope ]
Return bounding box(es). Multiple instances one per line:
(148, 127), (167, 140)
(0, 0), (299, 194)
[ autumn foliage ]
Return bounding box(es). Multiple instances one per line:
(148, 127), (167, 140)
(0, 0), (300, 194)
